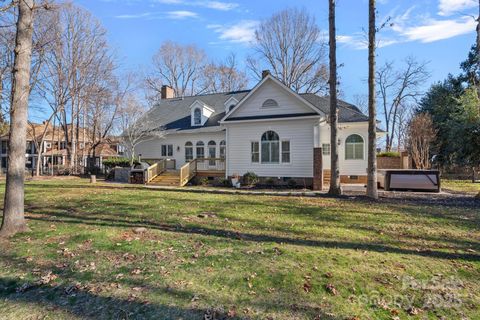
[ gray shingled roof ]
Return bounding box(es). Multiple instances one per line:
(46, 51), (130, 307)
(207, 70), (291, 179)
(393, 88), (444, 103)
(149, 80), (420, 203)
(143, 89), (369, 133)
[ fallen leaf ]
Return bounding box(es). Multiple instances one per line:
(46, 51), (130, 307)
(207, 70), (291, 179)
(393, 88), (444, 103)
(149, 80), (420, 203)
(325, 283), (338, 295)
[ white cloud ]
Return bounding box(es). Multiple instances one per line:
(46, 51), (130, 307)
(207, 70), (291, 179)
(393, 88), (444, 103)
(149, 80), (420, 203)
(438, 0), (477, 16)
(115, 10), (198, 20)
(198, 1), (238, 11)
(116, 12), (157, 19)
(398, 16), (476, 43)
(166, 10), (198, 19)
(153, 0), (238, 11)
(208, 20), (258, 44)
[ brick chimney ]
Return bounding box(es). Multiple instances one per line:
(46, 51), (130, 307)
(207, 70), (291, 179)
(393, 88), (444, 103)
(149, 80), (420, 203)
(261, 70), (271, 79)
(161, 85), (174, 99)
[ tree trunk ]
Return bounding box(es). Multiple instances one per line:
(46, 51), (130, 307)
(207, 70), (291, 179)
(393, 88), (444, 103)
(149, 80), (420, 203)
(328, 0), (342, 195)
(1, 0), (35, 237)
(366, 0), (378, 199)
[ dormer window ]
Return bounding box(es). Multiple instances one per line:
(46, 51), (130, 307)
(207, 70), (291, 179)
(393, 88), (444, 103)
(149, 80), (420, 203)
(262, 99), (278, 108)
(224, 96), (239, 113)
(193, 108), (202, 125)
(190, 100), (214, 126)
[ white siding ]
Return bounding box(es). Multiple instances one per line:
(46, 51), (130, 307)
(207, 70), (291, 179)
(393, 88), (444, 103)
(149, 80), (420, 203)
(319, 122), (369, 176)
(134, 131), (225, 169)
(226, 119), (318, 177)
(229, 79), (314, 118)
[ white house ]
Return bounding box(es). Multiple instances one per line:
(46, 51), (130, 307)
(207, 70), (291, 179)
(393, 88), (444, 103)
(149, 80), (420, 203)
(135, 73), (382, 188)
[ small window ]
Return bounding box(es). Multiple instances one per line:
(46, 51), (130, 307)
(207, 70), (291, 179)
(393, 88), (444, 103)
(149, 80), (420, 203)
(322, 143), (331, 155)
(281, 140), (290, 163)
(251, 141), (259, 163)
(193, 108), (202, 125)
(345, 134), (364, 160)
(161, 144), (173, 157)
(185, 141), (193, 161)
(229, 105), (235, 112)
(196, 141), (204, 158)
(262, 99), (278, 108)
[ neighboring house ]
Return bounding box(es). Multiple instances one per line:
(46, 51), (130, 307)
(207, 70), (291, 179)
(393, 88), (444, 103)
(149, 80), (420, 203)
(0, 122), (124, 173)
(135, 72), (384, 188)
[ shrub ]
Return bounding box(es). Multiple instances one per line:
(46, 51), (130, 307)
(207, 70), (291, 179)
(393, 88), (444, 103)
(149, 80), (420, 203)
(243, 172), (259, 187)
(103, 157), (137, 168)
(265, 177), (275, 187)
(377, 151), (400, 158)
(199, 177), (209, 186)
(287, 179), (297, 188)
(218, 178), (231, 187)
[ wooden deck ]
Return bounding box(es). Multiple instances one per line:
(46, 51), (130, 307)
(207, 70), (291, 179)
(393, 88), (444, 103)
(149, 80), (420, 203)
(146, 158), (225, 186)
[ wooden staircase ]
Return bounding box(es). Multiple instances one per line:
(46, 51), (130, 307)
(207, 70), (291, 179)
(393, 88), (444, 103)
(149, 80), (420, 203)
(323, 170), (331, 185)
(148, 170), (181, 186)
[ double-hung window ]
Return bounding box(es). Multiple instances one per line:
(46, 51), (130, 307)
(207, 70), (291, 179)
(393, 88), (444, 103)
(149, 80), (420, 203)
(251, 141), (259, 163)
(161, 144), (173, 157)
(322, 143), (331, 155)
(281, 140), (290, 163)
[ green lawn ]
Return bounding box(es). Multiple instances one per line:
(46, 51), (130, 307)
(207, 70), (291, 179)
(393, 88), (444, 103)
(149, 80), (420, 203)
(442, 179), (480, 194)
(0, 178), (479, 319)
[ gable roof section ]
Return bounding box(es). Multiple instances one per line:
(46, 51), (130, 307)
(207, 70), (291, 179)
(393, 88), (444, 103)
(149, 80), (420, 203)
(140, 80), (370, 134)
(220, 75), (323, 122)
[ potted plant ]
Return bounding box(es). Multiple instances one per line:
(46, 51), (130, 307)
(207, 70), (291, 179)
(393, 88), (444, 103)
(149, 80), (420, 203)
(231, 173), (240, 187)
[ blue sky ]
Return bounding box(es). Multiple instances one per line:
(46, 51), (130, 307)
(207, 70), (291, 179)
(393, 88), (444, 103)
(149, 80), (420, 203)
(73, 0), (478, 102)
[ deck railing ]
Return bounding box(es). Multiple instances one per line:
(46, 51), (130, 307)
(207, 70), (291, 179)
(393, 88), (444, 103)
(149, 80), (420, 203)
(145, 159), (167, 183)
(196, 158), (226, 172)
(179, 159), (197, 186)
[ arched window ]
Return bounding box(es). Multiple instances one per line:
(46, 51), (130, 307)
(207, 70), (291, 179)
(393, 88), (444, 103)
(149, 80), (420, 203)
(229, 105), (235, 112)
(185, 141), (193, 161)
(262, 99), (278, 108)
(219, 140), (226, 159)
(193, 108), (202, 125)
(196, 141), (204, 158)
(208, 141), (216, 165)
(345, 134), (364, 160)
(261, 131), (280, 163)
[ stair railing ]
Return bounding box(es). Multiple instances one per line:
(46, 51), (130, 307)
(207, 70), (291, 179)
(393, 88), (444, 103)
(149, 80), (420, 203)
(145, 159), (167, 183)
(179, 159), (197, 186)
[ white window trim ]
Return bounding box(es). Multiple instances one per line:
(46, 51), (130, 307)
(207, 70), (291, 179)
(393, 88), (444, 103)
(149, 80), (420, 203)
(250, 134), (291, 165)
(322, 143), (331, 156)
(250, 141), (260, 164)
(345, 135), (365, 160)
(281, 140), (291, 164)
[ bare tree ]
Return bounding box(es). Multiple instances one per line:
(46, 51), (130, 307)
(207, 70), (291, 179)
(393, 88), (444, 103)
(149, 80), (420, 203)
(395, 103), (412, 152)
(37, 3), (116, 174)
(376, 57), (430, 151)
(202, 53), (248, 93)
(366, 0), (378, 199)
(352, 94), (369, 115)
(247, 8), (328, 94)
(146, 41), (207, 99)
(328, 0), (342, 195)
(408, 113), (436, 169)
(1, 0), (35, 237)
(118, 94), (165, 165)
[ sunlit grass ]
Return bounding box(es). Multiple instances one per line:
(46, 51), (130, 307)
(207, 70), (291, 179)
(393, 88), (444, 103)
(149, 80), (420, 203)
(0, 178), (478, 319)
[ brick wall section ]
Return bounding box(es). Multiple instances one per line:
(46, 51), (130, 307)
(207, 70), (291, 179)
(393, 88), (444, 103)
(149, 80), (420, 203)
(377, 156), (402, 169)
(313, 147), (323, 190)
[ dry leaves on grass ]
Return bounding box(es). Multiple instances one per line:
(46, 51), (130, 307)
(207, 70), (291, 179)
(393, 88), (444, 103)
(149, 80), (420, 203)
(325, 283), (338, 295)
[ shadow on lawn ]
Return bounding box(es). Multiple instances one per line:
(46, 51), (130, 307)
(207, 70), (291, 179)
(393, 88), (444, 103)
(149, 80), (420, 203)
(25, 202), (480, 262)
(0, 251), (340, 320)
